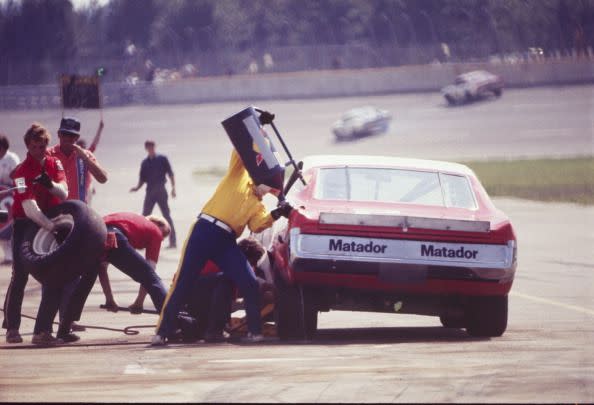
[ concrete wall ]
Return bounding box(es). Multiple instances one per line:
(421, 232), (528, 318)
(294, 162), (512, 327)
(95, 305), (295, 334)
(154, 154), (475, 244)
(1, 59), (593, 109)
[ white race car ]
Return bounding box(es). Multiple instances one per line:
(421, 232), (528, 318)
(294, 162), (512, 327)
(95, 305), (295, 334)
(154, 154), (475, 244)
(332, 106), (391, 140)
(441, 70), (504, 105)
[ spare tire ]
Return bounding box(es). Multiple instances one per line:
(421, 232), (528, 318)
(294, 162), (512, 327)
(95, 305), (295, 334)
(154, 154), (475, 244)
(19, 200), (107, 287)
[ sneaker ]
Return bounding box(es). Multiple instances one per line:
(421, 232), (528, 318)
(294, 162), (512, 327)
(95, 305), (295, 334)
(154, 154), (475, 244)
(150, 334), (167, 346)
(70, 322), (86, 332)
(57, 332), (80, 343)
(241, 333), (264, 343)
(32, 331), (63, 346)
(6, 329), (23, 344)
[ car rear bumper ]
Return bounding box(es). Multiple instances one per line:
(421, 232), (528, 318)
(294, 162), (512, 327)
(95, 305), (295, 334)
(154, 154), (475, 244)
(291, 266), (514, 296)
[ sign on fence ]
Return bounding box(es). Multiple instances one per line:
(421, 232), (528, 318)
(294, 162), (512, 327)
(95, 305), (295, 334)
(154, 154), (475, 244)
(60, 74), (101, 109)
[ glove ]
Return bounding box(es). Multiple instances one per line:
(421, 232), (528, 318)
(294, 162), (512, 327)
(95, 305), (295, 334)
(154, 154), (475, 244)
(258, 110), (275, 125)
(33, 171), (53, 189)
(271, 201), (294, 220)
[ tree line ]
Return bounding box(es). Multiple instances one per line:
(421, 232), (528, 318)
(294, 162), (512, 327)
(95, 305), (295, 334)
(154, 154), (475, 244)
(0, 0), (592, 85)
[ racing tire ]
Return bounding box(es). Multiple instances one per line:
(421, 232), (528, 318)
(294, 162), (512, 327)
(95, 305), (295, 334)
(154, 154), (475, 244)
(465, 295), (508, 337)
(274, 275), (318, 341)
(493, 88), (502, 97)
(20, 200), (107, 288)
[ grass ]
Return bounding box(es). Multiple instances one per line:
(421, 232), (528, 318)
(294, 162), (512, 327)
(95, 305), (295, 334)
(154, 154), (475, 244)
(463, 156), (594, 205)
(194, 156), (594, 205)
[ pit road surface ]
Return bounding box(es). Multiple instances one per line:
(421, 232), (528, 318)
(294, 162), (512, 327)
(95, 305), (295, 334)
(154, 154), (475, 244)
(1, 85), (593, 402)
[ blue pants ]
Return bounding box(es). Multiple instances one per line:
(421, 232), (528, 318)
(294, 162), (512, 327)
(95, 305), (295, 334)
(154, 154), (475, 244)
(60, 226), (168, 328)
(143, 186), (176, 246)
(157, 218), (261, 338)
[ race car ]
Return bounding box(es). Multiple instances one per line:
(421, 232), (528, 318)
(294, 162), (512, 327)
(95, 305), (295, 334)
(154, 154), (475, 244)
(331, 106), (391, 140)
(441, 70), (504, 105)
(262, 155), (517, 340)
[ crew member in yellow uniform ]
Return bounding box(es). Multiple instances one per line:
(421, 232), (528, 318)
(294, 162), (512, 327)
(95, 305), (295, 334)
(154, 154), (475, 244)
(152, 148), (293, 345)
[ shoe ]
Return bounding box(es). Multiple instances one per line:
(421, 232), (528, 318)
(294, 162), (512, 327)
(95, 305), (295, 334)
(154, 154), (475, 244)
(6, 329), (23, 344)
(32, 331), (63, 346)
(241, 333), (264, 343)
(150, 334), (167, 346)
(57, 332), (80, 343)
(1, 259), (13, 265)
(70, 322), (86, 332)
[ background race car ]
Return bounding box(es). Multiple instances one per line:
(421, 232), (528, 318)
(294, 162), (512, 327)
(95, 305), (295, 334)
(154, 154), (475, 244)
(441, 70), (504, 105)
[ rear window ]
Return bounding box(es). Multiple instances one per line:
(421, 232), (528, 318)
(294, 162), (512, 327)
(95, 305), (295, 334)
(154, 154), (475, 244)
(314, 167), (476, 209)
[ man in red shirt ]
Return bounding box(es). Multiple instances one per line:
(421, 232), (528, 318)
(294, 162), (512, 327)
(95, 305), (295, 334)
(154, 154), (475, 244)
(57, 212), (170, 341)
(48, 117), (107, 204)
(2, 122), (68, 345)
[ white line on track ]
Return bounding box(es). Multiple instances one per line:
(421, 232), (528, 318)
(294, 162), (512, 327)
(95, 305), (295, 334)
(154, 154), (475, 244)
(511, 291), (594, 316)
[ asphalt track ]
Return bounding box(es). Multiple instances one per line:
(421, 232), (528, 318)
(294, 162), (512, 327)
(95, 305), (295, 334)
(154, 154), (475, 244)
(0, 85), (593, 402)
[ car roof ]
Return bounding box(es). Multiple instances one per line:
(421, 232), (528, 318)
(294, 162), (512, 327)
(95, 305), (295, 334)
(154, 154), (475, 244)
(301, 155), (476, 176)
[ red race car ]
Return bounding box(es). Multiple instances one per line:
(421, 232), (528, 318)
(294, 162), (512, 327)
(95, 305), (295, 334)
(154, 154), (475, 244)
(262, 155), (517, 340)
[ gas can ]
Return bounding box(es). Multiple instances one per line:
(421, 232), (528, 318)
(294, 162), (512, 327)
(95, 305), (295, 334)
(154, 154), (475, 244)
(221, 106), (285, 191)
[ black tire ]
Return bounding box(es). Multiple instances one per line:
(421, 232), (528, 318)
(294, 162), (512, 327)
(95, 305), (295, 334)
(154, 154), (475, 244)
(493, 88), (502, 97)
(274, 275), (318, 341)
(20, 200), (107, 288)
(465, 295), (508, 337)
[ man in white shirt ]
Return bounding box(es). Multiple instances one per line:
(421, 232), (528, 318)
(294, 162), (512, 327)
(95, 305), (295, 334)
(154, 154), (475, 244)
(0, 133), (20, 264)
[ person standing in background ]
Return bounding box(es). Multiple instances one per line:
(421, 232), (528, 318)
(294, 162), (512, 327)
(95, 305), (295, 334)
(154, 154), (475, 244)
(130, 140), (177, 248)
(0, 133), (20, 264)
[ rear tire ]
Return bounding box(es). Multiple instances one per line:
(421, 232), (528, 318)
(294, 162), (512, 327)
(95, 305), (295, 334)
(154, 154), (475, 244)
(275, 275), (318, 340)
(465, 295), (508, 337)
(19, 200), (107, 288)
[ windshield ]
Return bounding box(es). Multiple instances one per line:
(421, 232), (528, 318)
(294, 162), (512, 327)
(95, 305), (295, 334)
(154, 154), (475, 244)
(314, 167), (477, 209)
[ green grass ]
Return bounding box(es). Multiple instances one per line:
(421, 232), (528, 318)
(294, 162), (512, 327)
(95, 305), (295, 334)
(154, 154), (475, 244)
(463, 156), (594, 205)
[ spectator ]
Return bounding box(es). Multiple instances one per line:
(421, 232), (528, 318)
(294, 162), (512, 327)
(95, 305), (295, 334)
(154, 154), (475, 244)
(0, 133), (20, 264)
(130, 140), (177, 248)
(2, 123), (68, 345)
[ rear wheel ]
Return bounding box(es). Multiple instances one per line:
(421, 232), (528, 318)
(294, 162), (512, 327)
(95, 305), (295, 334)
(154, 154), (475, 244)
(465, 295), (508, 337)
(275, 276), (318, 340)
